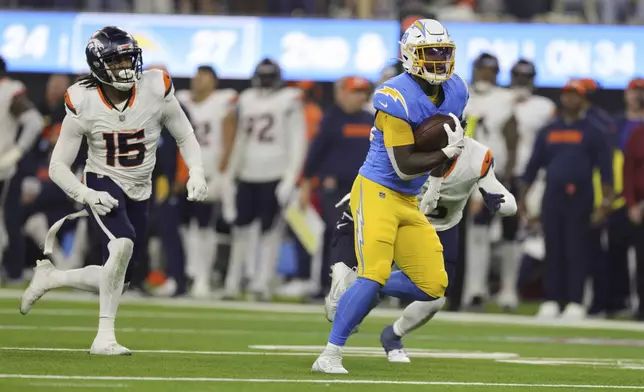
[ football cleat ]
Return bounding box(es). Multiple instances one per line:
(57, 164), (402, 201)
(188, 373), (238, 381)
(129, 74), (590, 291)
(312, 347), (348, 374)
(380, 325), (410, 363)
(560, 302), (586, 321)
(536, 301), (560, 319)
(496, 290), (519, 312)
(89, 339), (132, 356)
(20, 259), (56, 315)
(190, 278), (211, 299)
(324, 262), (357, 322)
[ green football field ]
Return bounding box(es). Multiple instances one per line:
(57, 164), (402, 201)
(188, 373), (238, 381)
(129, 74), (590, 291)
(0, 290), (643, 392)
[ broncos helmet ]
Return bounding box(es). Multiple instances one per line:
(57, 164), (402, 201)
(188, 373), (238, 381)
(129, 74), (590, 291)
(86, 26), (142, 91)
(252, 58), (282, 89)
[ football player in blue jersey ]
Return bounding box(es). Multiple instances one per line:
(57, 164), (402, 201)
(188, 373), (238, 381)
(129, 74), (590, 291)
(312, 19), (470, 374)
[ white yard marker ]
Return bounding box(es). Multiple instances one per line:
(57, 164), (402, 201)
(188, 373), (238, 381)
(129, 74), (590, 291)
(0, 374), (643, 389)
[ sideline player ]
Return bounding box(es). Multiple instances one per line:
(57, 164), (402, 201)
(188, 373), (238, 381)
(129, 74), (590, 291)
(176, 65), (237, 298)
(312, 19), (468, 374)
(221, 58), (306, 300)
(19, 26), (208, 355)
(0, 55), (45, 269)
(325, 137), (517, 362)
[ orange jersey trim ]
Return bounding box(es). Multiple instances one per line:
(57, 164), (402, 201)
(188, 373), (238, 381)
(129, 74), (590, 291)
(547, 130), (583, 144)
(443, 156), (459, 178)
(96, 87), (112, 109)
(480, 149), (493, 177)
(127, 85), (136, 108)
(163, 71), (173, 97)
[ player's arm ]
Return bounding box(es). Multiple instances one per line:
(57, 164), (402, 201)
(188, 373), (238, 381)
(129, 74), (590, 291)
(161, 79), (208, 201)
(0, 87), (44, 171)
(381, 112), (452, 178)
(476, 150), (517, 216)
(48, 115), (90, 204)
(284, 96), (308, 186)
(502, 113), (518, 181)
(219, 93), (238, 172)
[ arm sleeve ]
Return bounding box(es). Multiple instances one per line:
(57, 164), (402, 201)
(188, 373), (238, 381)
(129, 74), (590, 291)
(379, 111), (414, 148)
(522, 128), (547, 186)
(48, 115), (90, 204)
(478, 165), (518, 216)
(16, 108), (44, 152)
(162, 94), (204, 175)
(623, 130), (638, 207)
(302, 114), (333, 178)
(283, 98), (307, 184)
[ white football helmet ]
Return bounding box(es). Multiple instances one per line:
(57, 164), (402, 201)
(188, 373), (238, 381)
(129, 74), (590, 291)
(399, 19), (455, 85)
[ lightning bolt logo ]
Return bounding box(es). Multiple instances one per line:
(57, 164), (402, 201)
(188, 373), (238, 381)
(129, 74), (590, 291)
(375, 86), (409, 117)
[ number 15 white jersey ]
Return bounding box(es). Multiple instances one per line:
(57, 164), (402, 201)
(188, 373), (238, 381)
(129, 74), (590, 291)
(236, 87), (304, 183)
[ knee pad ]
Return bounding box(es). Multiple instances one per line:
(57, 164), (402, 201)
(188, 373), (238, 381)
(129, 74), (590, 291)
(416, 269), (448, 299)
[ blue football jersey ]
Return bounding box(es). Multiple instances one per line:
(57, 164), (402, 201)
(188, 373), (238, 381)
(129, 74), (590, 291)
(359, 72), (469, 195)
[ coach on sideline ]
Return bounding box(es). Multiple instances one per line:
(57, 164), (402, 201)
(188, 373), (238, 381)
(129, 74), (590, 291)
(299, 76), (373, 295)
(519, 79), (613, 321)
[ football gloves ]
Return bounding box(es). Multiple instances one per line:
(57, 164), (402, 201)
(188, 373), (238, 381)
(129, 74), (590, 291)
(186, 167), (208, 202)
(83, 189), (119, 216)
(479, 187), (505, 213)
(441, 113), (465, 159)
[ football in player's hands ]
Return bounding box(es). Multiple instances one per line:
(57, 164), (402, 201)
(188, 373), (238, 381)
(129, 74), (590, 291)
(413, 114), (453, 152)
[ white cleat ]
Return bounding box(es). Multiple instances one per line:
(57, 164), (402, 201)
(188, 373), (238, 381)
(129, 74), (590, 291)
(20, 259), (56, 315)
(496, 291), (519, 311)
(560, 302), (586, 321)
(190, 279), (211, 299)
(89, 339), (132, 356)
(324, 262), (358, 322)
(536, 301), (560, 319)
(153, 278), (177, 297)
(312, 351), (348, 374)
(387, 349), (411, 363)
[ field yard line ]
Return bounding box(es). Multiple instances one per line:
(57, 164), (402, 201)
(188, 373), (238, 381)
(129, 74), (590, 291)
(0, 374), (643, 389)
(27, 382), (128, 388)
(1, 289), (644, 332)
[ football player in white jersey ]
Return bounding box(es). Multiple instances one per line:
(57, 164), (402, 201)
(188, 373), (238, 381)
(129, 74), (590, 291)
(463, 52), (520, 309)
(221, 58), (306, 300)
(19, 26), (208, 355)
(175, 65), (237, 298)
(0, 56), (45, 261)
(324, 137), (516, 362)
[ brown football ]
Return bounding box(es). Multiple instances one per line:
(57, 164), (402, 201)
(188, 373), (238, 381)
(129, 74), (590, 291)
(413, 114), (454, 152)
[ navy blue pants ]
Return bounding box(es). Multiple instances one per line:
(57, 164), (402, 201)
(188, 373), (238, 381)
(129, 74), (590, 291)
(85, 173), (149, 283)
(150, 193), (186, 290)
(541, 188), (593, 305)
(1, 175), (26, 279)
(235, 180), (280, 232)
(182, 200), (217, 228)
(331, 215), (459, 297)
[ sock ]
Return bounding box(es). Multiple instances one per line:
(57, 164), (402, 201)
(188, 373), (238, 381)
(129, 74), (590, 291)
(329, 277), (381, 346)
(194, 228), (217, 287)
(224, 226), (251, 294)
(380, 271), (432, 302)
(392, 297), (446, 337)
(498, 241), (520, 299)
(97, 238), (133, 341)
(51, 265), (102, 293)
(67, 218), (88, 270)
(464, 223), (491, 304)
(183, 222), (200, 279)
(250, 222), (284, 294)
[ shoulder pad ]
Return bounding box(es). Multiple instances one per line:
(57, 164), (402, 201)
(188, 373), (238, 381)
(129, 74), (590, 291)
(451, 73), (469, 97)
(141, 69), (174, 99)
(6, 79), (26, 97)
(372, 84), (410, 120)
(64, 84), (85, 117)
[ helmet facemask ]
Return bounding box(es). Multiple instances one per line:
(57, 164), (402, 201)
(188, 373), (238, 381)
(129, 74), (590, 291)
(402, 42), (455, 85)
(92, 48), (142, 91)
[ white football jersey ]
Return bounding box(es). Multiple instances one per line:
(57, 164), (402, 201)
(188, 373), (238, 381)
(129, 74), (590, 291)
(513, 94), (556, 176)
(65, 69), (174, 200)
(0, 78), (26, 180)
(176, 88), (237, 179)
(236, 87), (304, 182)
(423, 137), (493, 231)
(464, 86), (516, 178)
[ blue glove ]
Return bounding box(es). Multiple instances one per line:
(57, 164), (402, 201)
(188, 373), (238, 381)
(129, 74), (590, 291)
(479, 187), (505, 213)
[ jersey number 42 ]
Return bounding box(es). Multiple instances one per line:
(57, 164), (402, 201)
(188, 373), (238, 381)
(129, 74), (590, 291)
(102, 130), (146, 168)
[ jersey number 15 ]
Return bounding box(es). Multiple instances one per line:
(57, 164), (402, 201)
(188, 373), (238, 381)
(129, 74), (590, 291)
(103, 130), (146, 168)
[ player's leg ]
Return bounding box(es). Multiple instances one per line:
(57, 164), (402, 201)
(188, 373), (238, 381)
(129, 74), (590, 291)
(537, 198), (565, 318)
(223, 181), (256, 298)
(381, 225), (458, 362)
(463, 206), (492, 308)
(190, 202), (217, 298)
(497, 212), (520, 310)
(324, 213), (359, 322)
(181, 200), (200, 281)
(313, 175), (397, 374)
(248, 180), (284, 300)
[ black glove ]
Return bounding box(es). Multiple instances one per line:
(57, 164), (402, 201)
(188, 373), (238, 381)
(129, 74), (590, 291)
(479, 187), (505, 213)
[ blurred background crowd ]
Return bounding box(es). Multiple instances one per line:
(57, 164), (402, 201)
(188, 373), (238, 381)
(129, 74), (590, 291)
(0, 0), (643, 322)
(5, 0), (644, 24)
